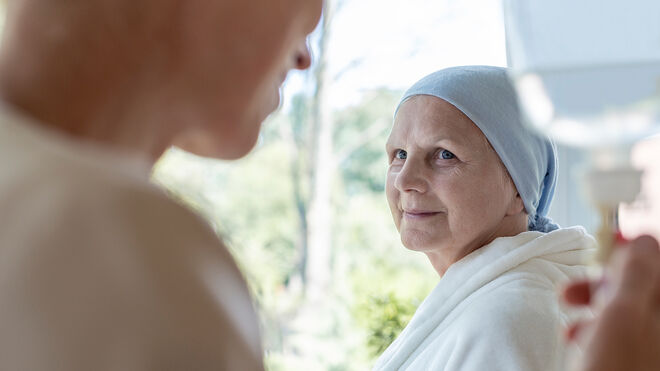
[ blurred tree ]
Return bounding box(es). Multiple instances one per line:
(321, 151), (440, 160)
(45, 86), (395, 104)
(151, 0), (438, 367)
(356, 293), (418, 357)
(153, 85), (436, 370)
(304, 0), (334, 303)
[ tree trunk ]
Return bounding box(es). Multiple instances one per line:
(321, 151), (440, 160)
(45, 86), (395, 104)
(305, 0), (335, 303)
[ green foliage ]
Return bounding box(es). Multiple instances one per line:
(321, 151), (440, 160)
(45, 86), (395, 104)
(356, 293), (418, 357)
(334, 89), (402, 194)
(153, 88), (437, 370)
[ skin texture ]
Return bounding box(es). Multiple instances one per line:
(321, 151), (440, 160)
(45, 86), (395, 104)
(564, 235), (660, 371)
(0, 0), (323, 162)
(385, 95), (528, 276)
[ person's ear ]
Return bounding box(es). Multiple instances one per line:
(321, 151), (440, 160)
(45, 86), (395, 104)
(506, 193), (525, 216)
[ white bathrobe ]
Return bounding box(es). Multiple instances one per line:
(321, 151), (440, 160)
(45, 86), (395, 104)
(374, 227), (595, 371)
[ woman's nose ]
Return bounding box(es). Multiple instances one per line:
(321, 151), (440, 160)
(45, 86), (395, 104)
(394, 161), (427, 193)
(293, 39), (312, 70)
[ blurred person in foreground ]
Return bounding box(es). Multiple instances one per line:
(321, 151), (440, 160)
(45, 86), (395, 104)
(374, 66), (596, 371)
(0, 0), (321, 369)
(564, 235), (660, 371)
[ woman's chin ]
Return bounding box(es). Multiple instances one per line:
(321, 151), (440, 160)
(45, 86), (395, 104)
(174, 126), (260, 160)
(400, 232), (446, 253)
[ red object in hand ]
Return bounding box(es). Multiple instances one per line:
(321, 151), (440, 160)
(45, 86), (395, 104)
(614, 231), (628, 246)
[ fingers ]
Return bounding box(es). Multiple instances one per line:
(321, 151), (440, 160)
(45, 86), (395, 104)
(563, 235), (660, 344)
(564, 236), (660, 371)
(633, 235), (660, 250)
(561, 235), (658, 308)
(563, 235), (660, 314)
(611, 235), (660, 308)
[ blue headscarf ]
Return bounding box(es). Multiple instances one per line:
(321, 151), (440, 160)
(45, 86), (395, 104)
(396, 66), (559, 233)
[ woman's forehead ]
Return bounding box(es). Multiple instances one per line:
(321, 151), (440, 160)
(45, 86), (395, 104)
(390, 96), (490, 149)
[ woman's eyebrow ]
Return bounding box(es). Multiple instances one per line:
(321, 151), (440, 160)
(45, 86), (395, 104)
(428, 136), (463, 148)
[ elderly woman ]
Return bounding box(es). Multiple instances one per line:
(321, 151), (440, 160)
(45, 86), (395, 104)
(374, 66), (595, 370)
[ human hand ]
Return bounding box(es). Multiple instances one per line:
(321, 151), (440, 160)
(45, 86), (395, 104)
(563, 235), (660, 371)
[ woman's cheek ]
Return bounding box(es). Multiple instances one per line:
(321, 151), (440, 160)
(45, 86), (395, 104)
(385, 180), (400, 216)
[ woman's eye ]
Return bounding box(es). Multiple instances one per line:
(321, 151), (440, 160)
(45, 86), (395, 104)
(440, 149), (455, 160)
(395, 149), (407, 160)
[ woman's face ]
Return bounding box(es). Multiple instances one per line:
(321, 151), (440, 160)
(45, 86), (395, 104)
(171, 0), (323, 159)
(385, 96), (526, 274)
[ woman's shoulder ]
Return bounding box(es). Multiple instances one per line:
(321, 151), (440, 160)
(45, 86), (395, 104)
(447, 272), (563, 356)
(464, 269), (561, 319)
(0, 161), (264, 369)
(518, 226), (596, 282)
(439, 275), (565, 371)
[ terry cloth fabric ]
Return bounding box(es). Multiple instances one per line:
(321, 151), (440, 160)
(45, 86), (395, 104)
(396, 66), (558, 232)
(373, 226), (595, 371)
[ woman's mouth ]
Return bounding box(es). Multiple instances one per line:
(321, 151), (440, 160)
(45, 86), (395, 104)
(402, 210), (442, 219)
